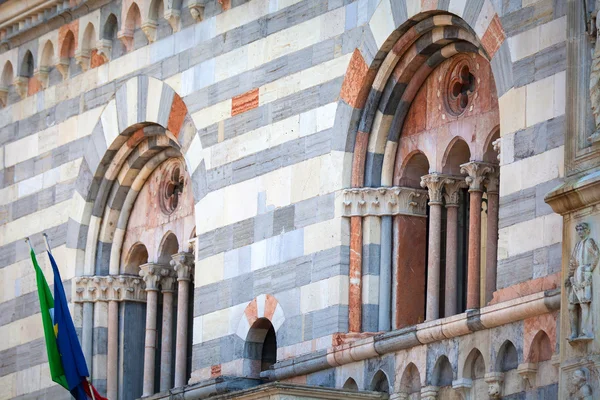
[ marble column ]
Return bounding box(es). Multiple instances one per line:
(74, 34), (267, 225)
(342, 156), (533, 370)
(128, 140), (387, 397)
(106, 298), (119, 400)
(443, 179), (466, 317)
(460, 162), (494, 310)
(140, 264), (162, 397)
(421, 174), (448, 321)
(171, 252), (194, 388)
(160, 268), (177, 392)
(485, 171), (500, 304)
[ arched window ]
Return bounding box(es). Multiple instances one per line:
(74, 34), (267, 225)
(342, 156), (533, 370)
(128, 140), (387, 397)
(369, 370), (390, 394)
(244, 318), (277, 378)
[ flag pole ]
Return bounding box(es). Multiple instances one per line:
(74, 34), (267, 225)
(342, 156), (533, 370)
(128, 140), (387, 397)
(24, 237), (33, 251)
(44, 232), (98, 400)
(42, 233), (52, 255)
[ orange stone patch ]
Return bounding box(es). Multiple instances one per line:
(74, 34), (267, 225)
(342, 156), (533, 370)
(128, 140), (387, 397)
(231, 88), (259, 117)
(340, 49), (370, 109)
(489, 272), (559, 305)
(218, 0), (231, 11)
(90, 49), (106, 69)
(127, 128), (146, 149)
(481, 14), (505, 59)
(245, 298), (258, 327)
(523, 312), (557, 362)
(210, 364), (222, 378)
(168, 94), (187, 137)
(421, 0), (438, 11)
(58, 21), (79, 58)
(264, 294), (278, 321)
(27, 76), (43, 96)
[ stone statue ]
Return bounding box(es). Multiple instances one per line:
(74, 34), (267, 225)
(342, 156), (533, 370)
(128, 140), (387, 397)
(568, 369), (593, 400)
(590, 0), (600, 143)
(566, 223), (599, 341)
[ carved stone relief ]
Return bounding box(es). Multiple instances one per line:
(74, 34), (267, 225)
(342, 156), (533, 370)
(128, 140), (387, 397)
(566, 223), (600, 342)
(568, 368), (593, 399)
(342, 186), (428, 218)
(73, 275), (146, 303)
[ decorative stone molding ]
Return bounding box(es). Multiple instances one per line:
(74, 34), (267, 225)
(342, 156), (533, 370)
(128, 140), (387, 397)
(160, 267), (177, 292)
(141, 21), (158, 43)
(33, 67), (49, 89)
(74, 50), (90, 72)
(484, 372), (504, 399)
(389, 393), (408, 400)
(420, 385), (439, 400)
(421, 173), (452, 205)
(517, 362), (538, 388)
(341, 186), (428, 218)
(452, 378), (472, 400)
(13, 76), (28, 99)
(188, 1), (205, 21)
(96, 39), (112, 62)
(55, 58), (69, 80)
(0, 0), (73, 42)
(140, 263), (165, 291)
(165, 9), (181, 32)
(443, 177), (468, 206)
(0, 86), (8, 108)
(74, 275), (146, 303)
(117, 29), (134, 52)
(171, 251), (194, 281)
(460, 161), (495, 192)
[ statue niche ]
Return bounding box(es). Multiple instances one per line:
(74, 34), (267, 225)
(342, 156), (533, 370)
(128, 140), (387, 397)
(566, 223), (599, 342)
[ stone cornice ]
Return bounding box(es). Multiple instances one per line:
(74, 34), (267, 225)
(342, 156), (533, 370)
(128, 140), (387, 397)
(544, 170), (600, 215)
(74, 275), (146, 303)
(260, 289), (560, 382)
(342, 186), (428, 218)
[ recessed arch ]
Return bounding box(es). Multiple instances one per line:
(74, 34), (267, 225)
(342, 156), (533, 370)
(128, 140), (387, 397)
(157, 231), (179, 264)
(40, 40), (55, 69)
(124, 2), (143, 32)
(399, 363), (421, 396)
(60, 30), (76, 59)
(103, 13), (119, 39)
(1, 60), (14, 86)
(528, 330), (553, 363)
(20, 50), (34, 77)
(343, 377), (359, 391)
(496, 340), (519, 372)
(369, 370), (390, 394)
(82, 22), (97, 54)
(431, 355), (453, 387)
(463, 348), (486, 380)
(442, 137), (472, 175)
(123, 242), (149, 275)
(243, 317), (277, 378)
(398, 151), (430, 188)
(483, 127), (501, 163)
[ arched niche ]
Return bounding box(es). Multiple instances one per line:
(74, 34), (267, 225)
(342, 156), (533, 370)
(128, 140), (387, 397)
(442, 138), (471, 175)
(528, 331), (552, 363)
(431, 355), (453, 387)
(369, 370), (390, 394)
(399, 363), (421, 399)
(343, 377), (359, 391)
(243, 318), (277, 378)
(398, 151), (430, 188)
(123, 242), (149, 275)
(497, 340), (519, 372)
(158, 232), (179, 264)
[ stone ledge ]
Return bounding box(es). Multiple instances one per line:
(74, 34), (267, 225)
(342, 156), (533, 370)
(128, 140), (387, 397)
(261, 289), (561, 382)
(341, 186), (428, 218)
(544, 169), (600, 215)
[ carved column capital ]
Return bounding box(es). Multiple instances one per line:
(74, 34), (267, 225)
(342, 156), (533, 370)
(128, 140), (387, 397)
(443, 177), (468, 207)
(33, 67), (50, 89)
(189, 1), (205, 21)
(492, 138), (501, 162)
(164, 9), (181, 32)
(55, 58), (69, 80)
(140, 263), (164, 291)
(74, 50), (90, 71)
(421, 173), (451, 205)
(117, 29), (134, 52)
(517, 363), (538, 389)
(0, 86), (8, 107)
(460, 162), (495, 192)
(484, 372), (504, 400)
(160, 267), (177, 292)
(171, 251), (195, 281)
(96, 39), (112, 62)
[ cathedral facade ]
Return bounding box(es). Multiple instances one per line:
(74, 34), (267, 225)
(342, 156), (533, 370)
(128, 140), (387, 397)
(0, 0), (596, 399)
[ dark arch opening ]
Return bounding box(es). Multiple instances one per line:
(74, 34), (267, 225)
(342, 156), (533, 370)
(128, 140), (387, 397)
(529, 331), (553, 363)
(244, 318), (277, 378)
(497, 340), (519, 372)
(158, 232), (179, 264)
(442, 138), (471, 175)
(21, 51), (34, 78)
(343, 377), (359, 391)
(370, 370), (390, 394)
(432, 355), (453, 387)
(123, 242), (148, 275)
